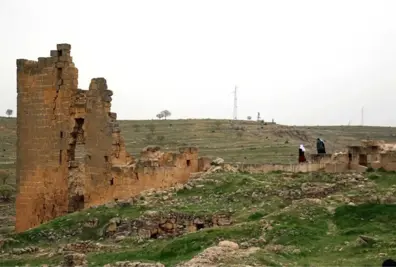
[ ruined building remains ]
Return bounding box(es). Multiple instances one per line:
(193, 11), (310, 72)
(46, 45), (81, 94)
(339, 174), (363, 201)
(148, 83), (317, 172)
(222, 140), (396, 174)
(16, 44), (201, 232)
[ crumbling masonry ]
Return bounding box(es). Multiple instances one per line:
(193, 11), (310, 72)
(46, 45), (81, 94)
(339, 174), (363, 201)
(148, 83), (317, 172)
(16, 44), (200, 232)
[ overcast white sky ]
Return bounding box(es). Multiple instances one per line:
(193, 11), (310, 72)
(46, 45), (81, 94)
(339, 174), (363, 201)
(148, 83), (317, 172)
(1, 0), (396, 125)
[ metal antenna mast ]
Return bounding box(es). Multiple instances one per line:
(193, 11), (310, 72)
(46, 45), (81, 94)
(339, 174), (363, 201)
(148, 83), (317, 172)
(233, 85), (238, 120)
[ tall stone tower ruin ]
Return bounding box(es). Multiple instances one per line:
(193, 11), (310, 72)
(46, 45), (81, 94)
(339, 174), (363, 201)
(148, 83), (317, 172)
(15, 44), (130, 232)
(16, 44), (78, 232)
(15, 44), (200, 233)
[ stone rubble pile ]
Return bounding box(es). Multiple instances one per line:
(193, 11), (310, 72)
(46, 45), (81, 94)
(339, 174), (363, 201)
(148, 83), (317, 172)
(103, 211), (232, 240)
(103, 262), (165, 267)
(176, 240), (259, 267)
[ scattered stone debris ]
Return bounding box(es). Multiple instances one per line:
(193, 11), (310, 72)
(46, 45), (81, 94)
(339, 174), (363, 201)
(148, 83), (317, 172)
(103, 262), (165, 267)
(277, 172), (371, 200)
(211, 157), (224, 166)
(11, 246), (39, 255)
(60, 241), (116, 254)
(61, 252), (88, 267)
(176, 240), (259, 267)
(103, 211), (233, 240)
(0, 237), (16, 249)
(356, 235), (378, 246)
(83, 218), (99, 228)
(218, 240), (239, 250)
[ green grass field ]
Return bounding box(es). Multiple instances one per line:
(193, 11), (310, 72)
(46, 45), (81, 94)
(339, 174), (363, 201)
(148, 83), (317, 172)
(0, 170), (395, 266)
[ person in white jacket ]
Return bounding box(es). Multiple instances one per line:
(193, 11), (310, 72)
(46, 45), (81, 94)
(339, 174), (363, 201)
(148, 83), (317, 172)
(298, 144), (307, 163)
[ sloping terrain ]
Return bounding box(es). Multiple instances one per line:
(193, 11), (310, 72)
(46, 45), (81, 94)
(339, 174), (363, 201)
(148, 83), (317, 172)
(0, 169), (395, 266)
(1, 117), (396, 242)
(2, 117), (396, 166)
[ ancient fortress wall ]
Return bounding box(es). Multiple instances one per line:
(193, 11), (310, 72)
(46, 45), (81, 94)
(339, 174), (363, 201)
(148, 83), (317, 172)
(15, 44), (200, 232)
(15, 44), (396, 233)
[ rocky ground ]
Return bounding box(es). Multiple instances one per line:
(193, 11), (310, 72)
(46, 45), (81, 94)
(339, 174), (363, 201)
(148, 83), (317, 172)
(1, 166), (396, 266)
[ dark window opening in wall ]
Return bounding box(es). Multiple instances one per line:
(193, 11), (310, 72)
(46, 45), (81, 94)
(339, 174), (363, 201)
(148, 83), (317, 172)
(150, 232), (159, 239)
(67, 149), (74, 162)
(196, 223), (205, 230)
(104, 155), (109, 162)
(59, 150), (63, 164)
(58, 50), (63, 57)
(114, 198), (118, 202)
(60, 131), (63, 138)
(348, 153), (352, 162)
(68, 118), (86, 161)
(110, 177), (114, 185)
(75, 118), (84, 132)
(70, 194), (84, 212)
(359, 154), (368, 166)
(136, 173), (139, 180)
(186, 159), (191, 167)
(56, 68), (62, 80)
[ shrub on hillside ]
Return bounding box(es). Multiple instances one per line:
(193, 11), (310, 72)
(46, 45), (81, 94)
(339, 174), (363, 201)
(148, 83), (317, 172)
(146, 124), (156, 134)
(133, 124), (141, 132)
(145, 134), (154, 143)
(157, 135), (165, 143)
(0, 184), (15, 202)
(0, 170), (9, 185)
(214, 121), (222, 130)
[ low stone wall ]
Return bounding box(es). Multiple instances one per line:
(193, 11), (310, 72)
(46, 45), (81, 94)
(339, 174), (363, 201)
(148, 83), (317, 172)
(225, 162), (325, 173)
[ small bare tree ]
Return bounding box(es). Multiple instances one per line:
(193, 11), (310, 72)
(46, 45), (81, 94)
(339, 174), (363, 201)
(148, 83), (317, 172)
(156, 113), (164, 120)
(247, 116), (252, 120)
(5, 109), (13, 118)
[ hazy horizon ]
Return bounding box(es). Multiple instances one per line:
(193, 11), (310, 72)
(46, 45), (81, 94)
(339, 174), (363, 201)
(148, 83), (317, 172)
(1, 0), (396, 126)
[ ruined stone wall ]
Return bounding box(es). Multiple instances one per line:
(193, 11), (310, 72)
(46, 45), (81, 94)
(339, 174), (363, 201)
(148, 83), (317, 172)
(15, 44), (136, 232)
(380, 152), (396, 171)
(108, 147), (199, 202)
(16, 44), (78, 232)
(309, 154), (332, 164)
(229, 162), (323, 173)
(16, 44), (201, 232)
(82, 79), (120, 207)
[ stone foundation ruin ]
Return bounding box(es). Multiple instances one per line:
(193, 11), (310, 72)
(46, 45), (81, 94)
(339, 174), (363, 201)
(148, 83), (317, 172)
(220, 140), (396, 174)
(15, 44), (203, 232)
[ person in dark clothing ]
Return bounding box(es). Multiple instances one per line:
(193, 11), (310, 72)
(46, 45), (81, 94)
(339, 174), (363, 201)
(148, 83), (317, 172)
(298, 144), (307, 163)
(316, 138), (326, 154)
(382, 259), (396, 267)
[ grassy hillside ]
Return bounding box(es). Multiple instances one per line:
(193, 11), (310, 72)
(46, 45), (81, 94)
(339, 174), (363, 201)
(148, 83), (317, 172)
(2, 117), (396, 167)
(1, 117), (396, 242)
(1, 117), (396, 266)
(0, 170), (395, 266)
